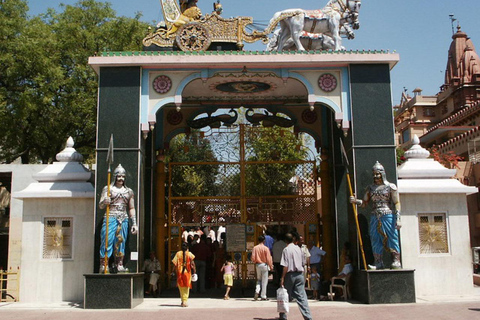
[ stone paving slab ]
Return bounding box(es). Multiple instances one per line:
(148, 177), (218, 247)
(1, 296), (480, 320)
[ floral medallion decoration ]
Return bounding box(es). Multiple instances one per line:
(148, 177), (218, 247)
(318, 73), (337, 92)
(152, 75), (172, 94)
(167, 109), (183, 125)
(302, 108), (318, 124)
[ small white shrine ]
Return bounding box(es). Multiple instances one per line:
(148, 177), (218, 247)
(397, 135), (477, 298)
(13, 137), (94, 302)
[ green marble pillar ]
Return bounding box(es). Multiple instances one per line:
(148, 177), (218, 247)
(95, 67), (144, 273)
(349, 64), (397, 266)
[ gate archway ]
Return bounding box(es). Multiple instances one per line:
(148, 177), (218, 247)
(91, 50), (400, 301)
(165, 118), (321, 286)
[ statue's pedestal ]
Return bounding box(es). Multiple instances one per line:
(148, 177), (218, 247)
(353, 269), (415, 304)
(84, 273), (144, 309)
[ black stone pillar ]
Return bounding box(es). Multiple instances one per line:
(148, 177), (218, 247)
(84, 273), (144, 309)
(353, 269), (416, 304)
(349, 64), (397, 267)
(95, 67), (144, 273)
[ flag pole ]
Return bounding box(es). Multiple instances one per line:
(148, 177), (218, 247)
(340, 139), (368, 270)
(104, 135), (114, 274)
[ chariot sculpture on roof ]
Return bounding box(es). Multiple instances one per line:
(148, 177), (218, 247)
(143, 0), (361, 52)
(143, 0), (268, 51)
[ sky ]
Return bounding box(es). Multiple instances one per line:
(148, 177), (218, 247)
(27, 0), (480, 105)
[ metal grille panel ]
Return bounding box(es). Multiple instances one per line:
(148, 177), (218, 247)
(171, 198), (241, 224)
(246, 196), (317, 223)
(418, 213), (449, 254)
(168, 124), (318, 224)
(170, 163), (241, 197)
(245, 162), (316, 196)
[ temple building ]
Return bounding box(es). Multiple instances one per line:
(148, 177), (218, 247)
(394, 25), (480, 252)
(395, 25), (480, 154)
(3, 1), (479, 305)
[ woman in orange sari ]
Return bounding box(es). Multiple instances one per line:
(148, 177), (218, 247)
(172, 242), (196, 307)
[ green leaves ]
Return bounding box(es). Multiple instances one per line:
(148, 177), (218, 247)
(167, 131), (219, 197)
(0, 0), (149, 163)
(166, 125), (310, 198)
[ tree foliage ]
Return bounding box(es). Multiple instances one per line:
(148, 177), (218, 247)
(165, 125), (311, 198)
(429, 145), (464, 169)
(0, 0), (149, 163)
(396, 146), (406, 166)
(166, 131), (219, 197)
(244, 127), (308, 196)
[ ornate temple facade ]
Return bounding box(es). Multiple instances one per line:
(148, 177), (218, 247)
(394, 25), (480, 249)
(395, 25), (480, 157)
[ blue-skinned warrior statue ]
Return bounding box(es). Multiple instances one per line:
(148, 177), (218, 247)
(99, 164), (137, 273)
(350, 161), (402, 269)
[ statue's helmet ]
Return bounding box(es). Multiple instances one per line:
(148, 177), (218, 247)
(113, 164), (126, 182)
(372, 161), (388, 184)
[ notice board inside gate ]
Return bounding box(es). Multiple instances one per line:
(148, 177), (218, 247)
(226, 223), (246, 252)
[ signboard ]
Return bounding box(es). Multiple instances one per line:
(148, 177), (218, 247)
(226, 223), (246, 252)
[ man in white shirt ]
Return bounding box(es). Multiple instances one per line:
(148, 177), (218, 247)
(182, 227), (191, 243)
(143, 251), (162, 296)
(279, 233), (312, 320)
(207, 226), (216, 242)
(330, 255), (353, 300)
(217, 225), (226, 246)
(272, 234), (287, 286)
(297, 235), (311, 289)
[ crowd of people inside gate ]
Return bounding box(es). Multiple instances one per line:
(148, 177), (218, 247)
(167, 224), (353, 310)
(180, 225), (228, 292)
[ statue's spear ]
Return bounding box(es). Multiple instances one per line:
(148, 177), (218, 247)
(104, 134), (114, 274)
(339, 138), (368, 270)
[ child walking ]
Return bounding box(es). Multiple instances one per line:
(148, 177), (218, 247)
(220, 255), (235, 300)
(310, 265), (321, 300)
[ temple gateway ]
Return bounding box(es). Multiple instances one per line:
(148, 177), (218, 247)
(3, 0), (478, 307)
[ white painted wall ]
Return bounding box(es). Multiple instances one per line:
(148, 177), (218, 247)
(400, 193), (474, 297)
(2, 165), (47, 272)
(19, 198), (94, 302)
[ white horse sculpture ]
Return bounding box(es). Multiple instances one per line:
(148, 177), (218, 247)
(266, 25), (354, 51)
(267, 0), (361, 51)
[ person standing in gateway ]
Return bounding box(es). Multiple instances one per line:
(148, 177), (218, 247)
(251, 235), (274, 300)
(279, 233), (312, 320)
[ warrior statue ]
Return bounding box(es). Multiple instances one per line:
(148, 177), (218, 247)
(350, 161), (402, 269)
(99, 164), (137, 273)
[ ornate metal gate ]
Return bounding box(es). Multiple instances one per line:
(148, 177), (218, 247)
(167, 124), (319, 285)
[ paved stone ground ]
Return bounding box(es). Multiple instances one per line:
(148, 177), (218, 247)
(1, 294), (480, 320)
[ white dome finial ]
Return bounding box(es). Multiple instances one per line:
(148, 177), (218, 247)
(404, 135), (430, 159)
(56, 137), (84, 162)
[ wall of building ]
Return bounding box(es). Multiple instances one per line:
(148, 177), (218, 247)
(19, 198), (94, 302)
(3, 165), (47, 272)
(400, 193), (474, 297)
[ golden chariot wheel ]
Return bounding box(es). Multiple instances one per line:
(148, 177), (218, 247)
(175, 22), (212, 52)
